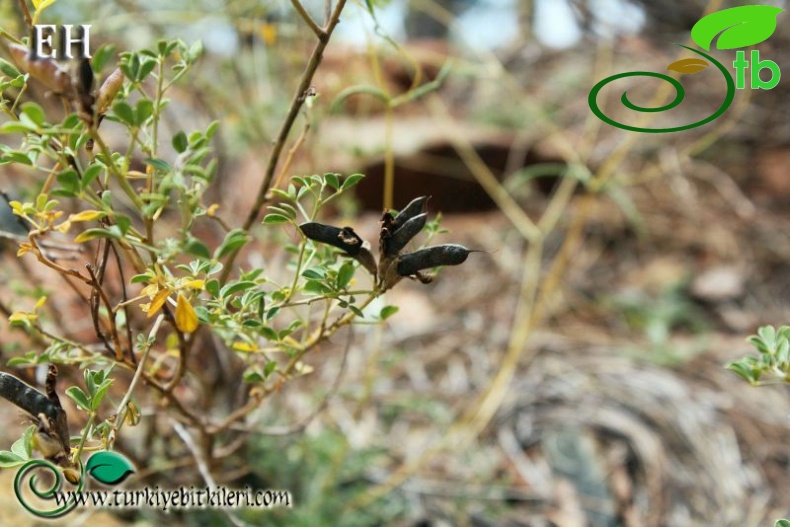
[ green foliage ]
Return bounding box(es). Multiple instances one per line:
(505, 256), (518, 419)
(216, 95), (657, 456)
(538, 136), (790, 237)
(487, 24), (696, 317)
(0, 29), (390, 480)
(727, 325), (790, 385)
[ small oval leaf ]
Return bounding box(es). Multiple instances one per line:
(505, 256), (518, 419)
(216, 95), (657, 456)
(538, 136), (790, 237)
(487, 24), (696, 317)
(85, 451), (135, 485)
(666, 58), (709, 74)
(691, 5), (784, 51)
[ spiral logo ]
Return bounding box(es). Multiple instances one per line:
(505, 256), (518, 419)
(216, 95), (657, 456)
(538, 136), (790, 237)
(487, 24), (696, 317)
(588, 5), (783, 133)
(588, 45), (735, 133)
(13, 459), (82, 518)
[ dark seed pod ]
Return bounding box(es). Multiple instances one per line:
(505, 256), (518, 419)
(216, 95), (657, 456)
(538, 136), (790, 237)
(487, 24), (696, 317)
(77, 58), (94, 98)
(0, 371), (61, 424)
(0, 368), (70, 461)
(75, 58), (96, 126)
(397, 244), (472, 277)
(392, 196), (429, 231)
(354, 246), (378, 278)
(383, 212), (427, 257)
(299, 222), (364, 256)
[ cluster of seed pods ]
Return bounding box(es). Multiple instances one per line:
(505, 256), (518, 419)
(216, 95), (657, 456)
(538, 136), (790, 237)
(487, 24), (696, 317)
(299, 196), (473, 291)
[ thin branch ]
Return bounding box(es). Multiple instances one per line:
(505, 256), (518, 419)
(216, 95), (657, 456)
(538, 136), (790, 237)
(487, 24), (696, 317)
(290, 0), (325, 39)
(17, 0), (32, 27)
(109, 314), (163, 447)
(172, 421), (216, 487)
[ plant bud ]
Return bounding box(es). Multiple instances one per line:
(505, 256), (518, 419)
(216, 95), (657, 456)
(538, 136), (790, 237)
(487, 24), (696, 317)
(96, 67), (124, 115)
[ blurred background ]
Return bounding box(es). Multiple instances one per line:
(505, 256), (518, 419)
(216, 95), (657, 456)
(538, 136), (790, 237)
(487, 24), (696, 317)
(1, 0), (790, 525)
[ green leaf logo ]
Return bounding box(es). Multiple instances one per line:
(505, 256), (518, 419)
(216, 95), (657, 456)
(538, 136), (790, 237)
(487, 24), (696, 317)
(85, 451), (135, 485)
(691, 5), (783, 51)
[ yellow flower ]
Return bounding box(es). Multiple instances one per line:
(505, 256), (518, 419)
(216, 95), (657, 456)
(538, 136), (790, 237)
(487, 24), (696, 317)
(16, 243), (33, 257)
(175, 293), (199, 333)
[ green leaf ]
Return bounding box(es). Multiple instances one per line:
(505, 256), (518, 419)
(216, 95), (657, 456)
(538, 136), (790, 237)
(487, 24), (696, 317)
(137, 58), (157, 82)
(65, 386), (91, 412)
(325, 173), (340, 190)
(336, 261), (354, 289)
(187, 40), (204, 63)
(304, 280), (331, 295)
(380, 305), (399, 320)
(264, 360), (277, 378)
(758, 325), (777, 348)
(220, 281), (257, 298)
(263, 213), (290, 225)
(112, 101), (135, 125)
(91, 381), (113, 411)
(261, 326), (278, 341)
(115, 214), (131, 235)
(82, 164), (103, 188)
(91, 43), (116, 73)
(691, 5), (784, 51)
(205, 120), (219, 140)
(267, 204), (296, 220)
(0, 58), (21, 78)
(725, 358), (759, 385)
(301, 268), (326, 280)
(214, 228), (249, 259)
(144, 158), (172, 173)
(172, 131), (188, 153)
(0, 151), (34, 167)
(0, 450), (26, 468)
(74, 228), (121, 243)
(10, 429), (32, 460)
(135, 99), (154, 125)
(85, 451), (135, 485)
(184, 238), (211, 259)
(205, 279), (220, 297)
(20, 102), (46, 127)
(775, 520), (790, 527)
(341, 173), (365, 191)
(0, 121), (37, 134)
(57, 169), (80, 194)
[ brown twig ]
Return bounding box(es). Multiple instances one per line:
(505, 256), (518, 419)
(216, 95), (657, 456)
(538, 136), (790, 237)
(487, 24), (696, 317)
(290, 0), (324, 39)
(17, 0), (32, 27)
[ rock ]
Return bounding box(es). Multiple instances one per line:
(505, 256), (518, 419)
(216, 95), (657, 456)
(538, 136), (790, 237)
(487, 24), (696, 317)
(691, 265), (745, 302)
